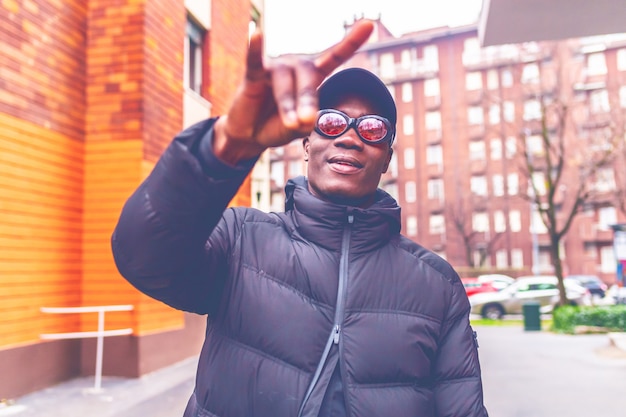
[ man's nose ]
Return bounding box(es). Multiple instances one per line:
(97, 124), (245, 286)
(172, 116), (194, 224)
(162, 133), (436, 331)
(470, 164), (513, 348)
(333, 126), (363, 149)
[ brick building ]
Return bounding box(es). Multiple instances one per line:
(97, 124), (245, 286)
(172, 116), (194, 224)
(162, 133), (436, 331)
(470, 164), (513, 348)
(1, 0), (262, 399)
(267, 19), (626, 283)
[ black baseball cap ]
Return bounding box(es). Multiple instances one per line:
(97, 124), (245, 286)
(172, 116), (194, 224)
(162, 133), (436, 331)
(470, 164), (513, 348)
(318, 67), (397, 132)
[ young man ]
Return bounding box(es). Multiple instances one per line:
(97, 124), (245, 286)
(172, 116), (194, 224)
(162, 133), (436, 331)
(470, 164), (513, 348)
(112, 20), (489, 417)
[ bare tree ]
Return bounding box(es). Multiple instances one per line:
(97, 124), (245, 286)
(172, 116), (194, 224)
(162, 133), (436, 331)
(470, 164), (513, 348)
(447, 196), (504, 268)
(515, 42), (626, 305)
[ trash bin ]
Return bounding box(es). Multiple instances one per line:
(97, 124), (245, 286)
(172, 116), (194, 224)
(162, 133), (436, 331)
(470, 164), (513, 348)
(522, 301), (541, 331)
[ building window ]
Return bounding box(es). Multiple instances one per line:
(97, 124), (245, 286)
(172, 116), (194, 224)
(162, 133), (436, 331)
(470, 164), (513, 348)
(462, 37), (481, 65)
(472, 212), (490, 232)
(429, 214), (445, 234)
(511, 248), (524, 269)
(471, 176), (487, 196)
(586, 52), (607, 75)
(426, 145), (443, 165)
(469, 141), (486, 160)
(423, 45), (439, 71)
(526, 135), (544, 156)
(185, 18), (205, 94)
(501, 69), (513, 87)
(490, 138), (502, 160)
(521, 63), (540, 84)
(404, 148), (415, 169)
(468, 106), (484, 125)
(523, 99), (542, 121)
(288, 160), (303, 177)
(531, 172), (547, 196)
(620, 86), (626, 108)
(406, 215), (418, 236)
(401, 49), (412, 69)
(503, 101), (515, 122)
(424, 78), (440, 97)
(618, 48), (626, 71)
(598, 206), (617, 230)
(401, 82), (413, 102)
(595, 168), (616, 193)
(509, 210), (521, 232)
(384, 183), (399, 201)
(466, 72), (483, 90)
(405, 181), (417, 203)
(494, 210), (506, 232)
(538, 250), (552, 271)
(507, 173), (518, 195)
(505, 136), (517, 158)
(492, 175), (504, 196)
(589, 89), (610, 114)
(600, 245), (616, 273)
(425, 111), (442, 130)
(403, 114), (414, 135)
(388, 152), (398, 176)
(487, 69), (499, 90)
(427, 178), (444, 201)
(270, 161), (284, 187)
(380, 53), (395, 78)
(489, 104), (500, 124)
(530, 208), (548, 234)
(496, 249), (508, 268)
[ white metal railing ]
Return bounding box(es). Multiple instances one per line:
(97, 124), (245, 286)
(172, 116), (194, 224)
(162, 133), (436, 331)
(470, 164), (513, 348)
(40, 305), (134, 391)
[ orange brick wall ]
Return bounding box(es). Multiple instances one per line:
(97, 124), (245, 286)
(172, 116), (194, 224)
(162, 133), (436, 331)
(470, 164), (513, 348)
(0, 0), (87, 348)
(1, 0), (255, 350)
(211, 0), (253, 207)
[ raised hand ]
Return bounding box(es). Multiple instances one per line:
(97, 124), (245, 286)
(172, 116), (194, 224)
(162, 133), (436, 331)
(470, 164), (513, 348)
(213, 20), (374, 164)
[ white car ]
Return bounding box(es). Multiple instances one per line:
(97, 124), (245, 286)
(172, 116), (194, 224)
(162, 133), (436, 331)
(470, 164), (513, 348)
(469, 275), (592, 319)
(476, 274), (515, 291)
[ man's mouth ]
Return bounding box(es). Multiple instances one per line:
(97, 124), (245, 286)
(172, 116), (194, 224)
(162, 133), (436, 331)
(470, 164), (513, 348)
(328, 156), (363, 168)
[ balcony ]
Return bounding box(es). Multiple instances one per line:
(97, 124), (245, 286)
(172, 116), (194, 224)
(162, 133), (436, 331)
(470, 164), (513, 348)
(467, 124), (485, 139)
(580, 225), (614, 242)
(427, 197), (445, 213)
(379, 59), (439, 83)
(427, 163), (444, 177)
(470, 159), (487, 174)
(425, 129), (442, 144)
(466, 89), (483, 104)
(424, 95), (441, 110)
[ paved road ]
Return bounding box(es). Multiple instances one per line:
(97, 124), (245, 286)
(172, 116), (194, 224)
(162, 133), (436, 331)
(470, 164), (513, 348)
(476, 325), (626, 417)
(5, 326), (626, 417)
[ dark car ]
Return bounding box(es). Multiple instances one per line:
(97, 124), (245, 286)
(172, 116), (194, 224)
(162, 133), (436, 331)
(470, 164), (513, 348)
(565, 275), (608, 299)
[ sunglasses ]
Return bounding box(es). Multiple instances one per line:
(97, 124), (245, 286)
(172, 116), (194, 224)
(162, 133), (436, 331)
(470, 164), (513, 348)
(314, 109), (394, 145)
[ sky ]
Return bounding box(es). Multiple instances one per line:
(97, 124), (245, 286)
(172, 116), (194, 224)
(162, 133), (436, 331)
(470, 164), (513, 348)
(263, 0), (484, 57)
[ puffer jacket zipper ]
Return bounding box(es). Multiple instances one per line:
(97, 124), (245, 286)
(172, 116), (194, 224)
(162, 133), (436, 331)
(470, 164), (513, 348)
(297, 212), (354, 417)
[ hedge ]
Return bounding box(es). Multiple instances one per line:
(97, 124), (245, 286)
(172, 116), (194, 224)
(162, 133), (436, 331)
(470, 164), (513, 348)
(552, 305), (626, 334)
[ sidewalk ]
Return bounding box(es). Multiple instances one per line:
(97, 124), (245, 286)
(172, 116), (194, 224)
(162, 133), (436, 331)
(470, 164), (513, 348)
(0, 356), (199, 417)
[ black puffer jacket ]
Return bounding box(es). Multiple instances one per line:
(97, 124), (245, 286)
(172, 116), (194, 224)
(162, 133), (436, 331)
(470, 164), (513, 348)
(112, 118), (488, 417)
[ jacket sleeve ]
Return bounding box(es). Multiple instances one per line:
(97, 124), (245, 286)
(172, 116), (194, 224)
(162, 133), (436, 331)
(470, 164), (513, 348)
(111, 117), (256, 315)
(432, 276), (489, 417)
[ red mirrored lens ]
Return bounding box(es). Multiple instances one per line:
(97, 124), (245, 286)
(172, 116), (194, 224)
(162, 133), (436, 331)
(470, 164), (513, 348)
(357, 118), (387, 141)
(317, 112), (348, 136)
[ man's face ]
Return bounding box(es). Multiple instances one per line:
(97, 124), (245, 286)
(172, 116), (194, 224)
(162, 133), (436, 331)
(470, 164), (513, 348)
(303, 95), (393, 207)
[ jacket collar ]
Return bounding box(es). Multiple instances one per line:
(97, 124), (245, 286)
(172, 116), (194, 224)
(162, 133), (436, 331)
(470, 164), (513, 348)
(284, 176), (401, 253)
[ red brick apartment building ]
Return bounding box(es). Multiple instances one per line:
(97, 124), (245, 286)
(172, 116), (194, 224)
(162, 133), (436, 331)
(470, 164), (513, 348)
(269, 19), (626, 282)
(1, 0), (261, 399)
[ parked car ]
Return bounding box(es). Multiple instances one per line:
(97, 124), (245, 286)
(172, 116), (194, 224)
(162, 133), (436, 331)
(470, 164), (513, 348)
(476, 274), (515, 291)
(469, 275), (592, 319)
(564, 274), (607, 298)
(461, 277), (498, 297)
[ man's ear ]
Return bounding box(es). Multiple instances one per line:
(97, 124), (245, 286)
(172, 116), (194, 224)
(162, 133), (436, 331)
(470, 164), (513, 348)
(381, 147), (393, 173)
(302, 136), (310, 161)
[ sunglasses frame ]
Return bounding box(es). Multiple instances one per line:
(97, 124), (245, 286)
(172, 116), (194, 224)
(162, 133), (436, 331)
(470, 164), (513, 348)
(314, 109), (394, 145)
